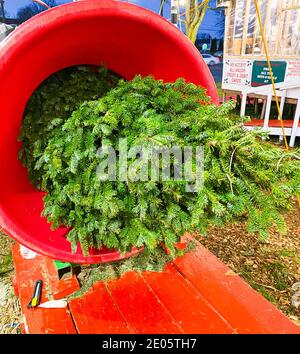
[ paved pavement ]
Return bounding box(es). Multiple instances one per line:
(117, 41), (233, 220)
(209, 63), (223, 84)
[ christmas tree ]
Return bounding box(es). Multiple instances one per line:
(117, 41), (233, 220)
(19, 73), (300, 256)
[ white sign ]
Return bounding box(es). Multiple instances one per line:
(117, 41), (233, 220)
(222, 58), (300, 98)
(286, 61), (300, 85)
(223, 59), (252, 86)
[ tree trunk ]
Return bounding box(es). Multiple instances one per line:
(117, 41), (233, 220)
(185, 0), (210, 44)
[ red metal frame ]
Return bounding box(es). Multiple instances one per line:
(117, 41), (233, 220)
(244, 119), (300, 128)
(0, 0), (218, 264)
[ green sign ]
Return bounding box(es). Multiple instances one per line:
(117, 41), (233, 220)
(202, 43), (208, 51)
(54, 260), (72, 271)
(251, 61), (287, 87)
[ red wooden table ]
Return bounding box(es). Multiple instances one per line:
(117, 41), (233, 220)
(11, 239), (300, 334)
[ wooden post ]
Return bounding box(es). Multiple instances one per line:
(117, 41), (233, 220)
(264, 0), (272, 32)
(296, 2), (300, 55)
(278, 90), (286, 142)
(288, 0), (300, 55)
(260, 98), (267, 119)
(262, 0), (272, 55)
(254, 98), (258, 115)
(263, 93), (273, 132)
(223, 0), (232, 57)
(240, 90), (248, 116)
(279, 90), (287, 121)
(241, 0), (251, 55)
(252, 0), (259, 55)
(283, 2), (292, 55)
(275, 0), (285, 55)
(263, 93), (273, 130)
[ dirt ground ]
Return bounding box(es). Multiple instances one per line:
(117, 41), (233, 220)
(0, 203), (299, 332)
(197, 202), (300, 325)
(0, 231), (21, 334)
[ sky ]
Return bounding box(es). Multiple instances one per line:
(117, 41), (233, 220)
(4, 0), (224, 38)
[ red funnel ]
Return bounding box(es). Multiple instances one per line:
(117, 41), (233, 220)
(0, 0), (218, 264)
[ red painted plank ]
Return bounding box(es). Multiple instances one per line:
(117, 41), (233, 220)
(244, 119), (298, 128)
(68, 282), (130, 334)
(142, 264), (235, 333)
(43, 257), (80, 300)
(12, 244), (77, 334)
(12, 239), (300, 334)
(105, 271), (183, 334)
(20, 307), (76, 334)
(174, 237), (300, 334)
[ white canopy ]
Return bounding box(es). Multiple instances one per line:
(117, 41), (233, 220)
(0, 23), (15, 42)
